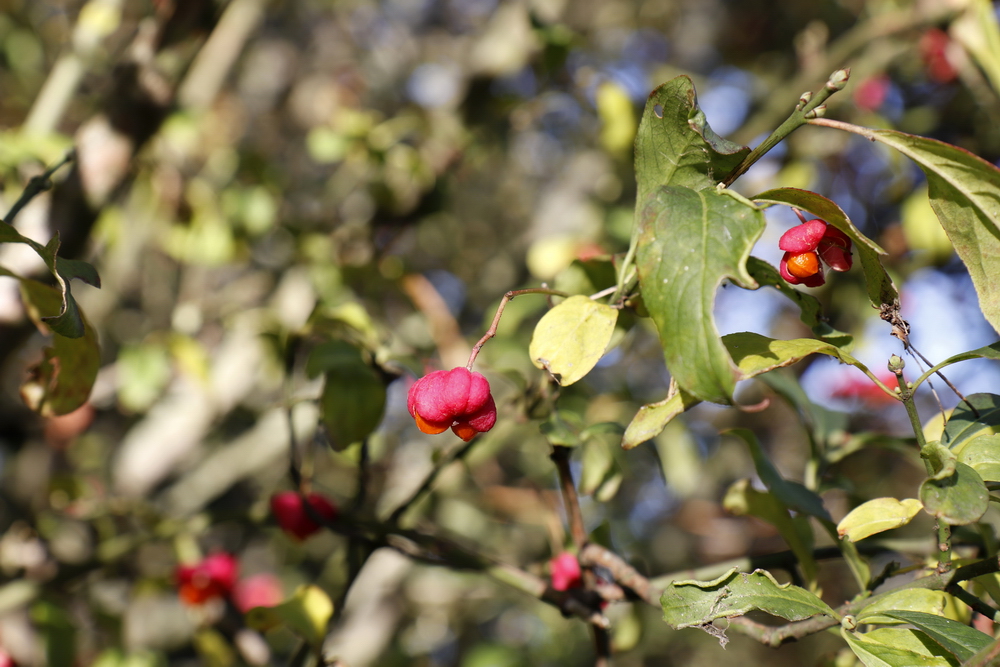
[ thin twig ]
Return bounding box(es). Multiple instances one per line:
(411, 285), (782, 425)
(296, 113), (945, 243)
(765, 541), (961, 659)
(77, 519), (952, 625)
(3, 150), (76, 226)
(467, 287), (569, 370)
(551, 446), (587, 549)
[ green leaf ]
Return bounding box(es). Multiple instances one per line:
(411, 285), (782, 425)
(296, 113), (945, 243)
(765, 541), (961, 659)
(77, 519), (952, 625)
(964, 635), (1000, 667)
(856, 589), (955, 626)
(957, 435), (1000, 482)
(310, 342), (386, 449)
(820, 123), (1000, 332)
(18, 279), (100, 416)
(912, 344), (1000, 393)
(880, 610), (992, 662)
(620, 331), (879, 449)
(745, 257), (853, 346)
(753, 187), (897, 308)
(660, 568), (836, 629)
(723, 479), (817, 586)
(920, 461), (989, 526)
(634, 76), (750, 202)
(922, 442), (958, 481)
(942, 394), (1000, 452)
(0, 226), (100, 338)
(837, 498), (923, 542)
(726, 428), (830, 521)
(528, 295), (618, 386)
(636, 186), (765, 405)
(725, 332), (884, 391)
(621, 383), (699, 450)
(842, 627), (959, 667)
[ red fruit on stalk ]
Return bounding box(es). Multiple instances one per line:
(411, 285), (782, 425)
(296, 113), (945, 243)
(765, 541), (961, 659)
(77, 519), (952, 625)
(778, 219), (853, 287)
(550, 552), (583, 591)
(176, 553), (239, 605)
(270, 491), (338, 541)
(407, 367), (497, 441)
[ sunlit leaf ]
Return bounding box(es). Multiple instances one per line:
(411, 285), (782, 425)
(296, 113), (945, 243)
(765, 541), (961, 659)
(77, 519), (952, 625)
(529, 295), (618, 386)
(621, 332), (881, 448)
(621, 384), (699, 450)
(912, 345), (1000, 393)
(837, 498), (923, 542)
(957, 435), (1000, 482)
(942, 394), (1000, 451)
(842, 627), (959, 667)
(880, 610), (991, 661)
(857, 589), (955, 625)
(636, 186), (764, 405)
(818, 122), (1000, 332)
(634, 76), (750, 202)
(244, 585), (333, 649)
(661, 568), (836, 629)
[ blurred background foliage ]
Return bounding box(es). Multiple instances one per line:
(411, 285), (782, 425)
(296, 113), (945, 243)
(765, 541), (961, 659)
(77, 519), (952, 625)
(1, 0), (1000, 665)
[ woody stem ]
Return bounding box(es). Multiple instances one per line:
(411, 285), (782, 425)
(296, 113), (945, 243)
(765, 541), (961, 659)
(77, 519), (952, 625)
(467, 288), (569, 370)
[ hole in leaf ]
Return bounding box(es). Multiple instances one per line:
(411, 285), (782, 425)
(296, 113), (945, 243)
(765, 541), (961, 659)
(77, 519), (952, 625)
(653, 104), (663, 118)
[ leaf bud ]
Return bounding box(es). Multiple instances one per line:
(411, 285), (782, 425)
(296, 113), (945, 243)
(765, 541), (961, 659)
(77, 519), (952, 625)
(796, 91), (813, 110)
(804, 105), (827, 119)
(841, 614), (857, 631)
(826, 67), (851, 91)
(888, 355), (905, 373)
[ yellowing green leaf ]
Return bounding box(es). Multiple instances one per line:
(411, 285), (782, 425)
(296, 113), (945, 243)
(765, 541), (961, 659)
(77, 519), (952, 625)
(837, 498), (923, 542)
(857, 589), (955, 626)
(244, 585), (333, 649)
(842, 627), (959, 667)
(529, 295), (618, 386)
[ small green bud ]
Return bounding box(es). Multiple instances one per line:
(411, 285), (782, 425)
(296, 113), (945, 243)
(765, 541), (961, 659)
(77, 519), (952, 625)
(841, 615), (857, 631)
(804, 105), (827, 119)
(826, 67), (851, 91)
(796, 91), (813, 111)
(888, 355), (905, 373)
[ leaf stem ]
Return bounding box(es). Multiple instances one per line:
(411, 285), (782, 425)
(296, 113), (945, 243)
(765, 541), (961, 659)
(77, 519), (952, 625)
(936, 520), (953, 573)
(721, 69), (849, 187)
(467, 287), (569, 370)
(2, 150), (76, 225)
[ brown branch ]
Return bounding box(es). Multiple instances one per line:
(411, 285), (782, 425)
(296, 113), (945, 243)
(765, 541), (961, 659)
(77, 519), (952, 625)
(551, 446), (587, 549)
(580, 543), (662, 606)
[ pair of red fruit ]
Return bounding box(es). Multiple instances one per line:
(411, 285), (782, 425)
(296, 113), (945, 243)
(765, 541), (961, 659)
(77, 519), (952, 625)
(176, 492), (338, 607)
(406, 218), (852, 440)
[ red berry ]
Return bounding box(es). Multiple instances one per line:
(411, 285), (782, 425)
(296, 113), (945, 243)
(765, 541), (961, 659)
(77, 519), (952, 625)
(777, 218), (852, 286)
(270, 491), (338, 541)
(176, 553), (239, 605)
(550, 552), (583, 591)
(407, 367), (497, 441)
